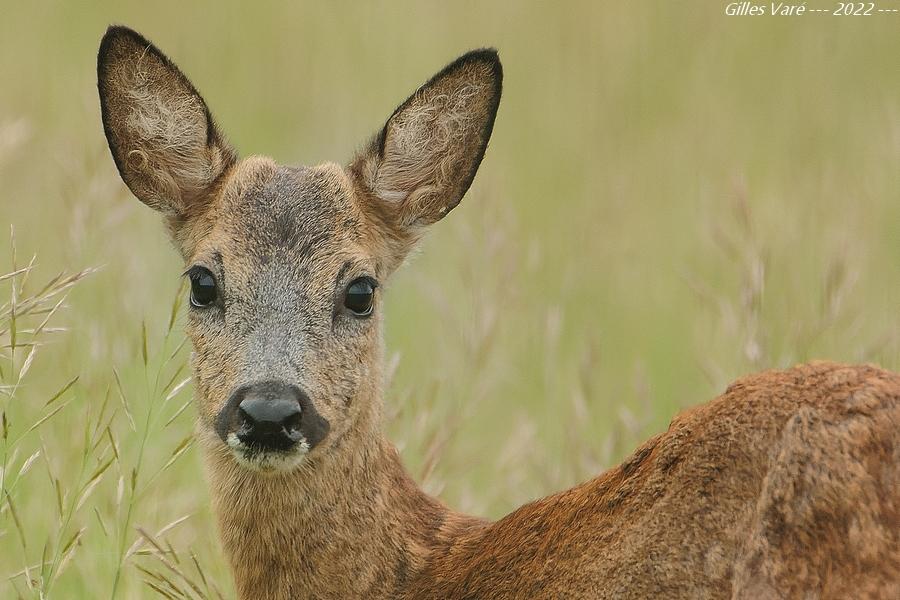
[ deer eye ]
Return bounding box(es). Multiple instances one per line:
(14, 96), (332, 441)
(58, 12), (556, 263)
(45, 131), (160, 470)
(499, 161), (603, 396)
(188, 266), (218, 308)
(344, 277), (376, 317)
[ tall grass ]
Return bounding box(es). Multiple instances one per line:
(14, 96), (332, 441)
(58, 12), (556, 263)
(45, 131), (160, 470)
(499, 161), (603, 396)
(1, 1), (898, 597)
(1, 234), (96, 596)
(0, 243), (221, 598)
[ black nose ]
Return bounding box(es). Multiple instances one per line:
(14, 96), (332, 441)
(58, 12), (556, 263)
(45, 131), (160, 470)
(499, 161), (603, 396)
(234, 382), (304, 452)
(216, 380), (331, 454)
(238, 397), (302, 451)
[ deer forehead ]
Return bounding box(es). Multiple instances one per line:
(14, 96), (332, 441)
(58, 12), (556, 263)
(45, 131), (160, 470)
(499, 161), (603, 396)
(195, 159), (376, 285)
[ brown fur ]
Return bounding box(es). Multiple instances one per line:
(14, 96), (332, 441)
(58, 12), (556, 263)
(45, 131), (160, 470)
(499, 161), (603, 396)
(97, 26), (900, 600)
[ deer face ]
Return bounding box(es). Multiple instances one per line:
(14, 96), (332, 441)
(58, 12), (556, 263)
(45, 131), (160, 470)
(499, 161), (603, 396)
(183, 160), (384, 471)
(97, 26), (501, 472)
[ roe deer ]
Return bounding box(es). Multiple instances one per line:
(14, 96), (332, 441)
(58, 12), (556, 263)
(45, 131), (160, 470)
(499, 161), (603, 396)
(97, 25), (900, 600)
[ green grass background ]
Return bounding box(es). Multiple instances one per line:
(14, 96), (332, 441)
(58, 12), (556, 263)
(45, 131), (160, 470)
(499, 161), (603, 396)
(1, 1), (898, 597)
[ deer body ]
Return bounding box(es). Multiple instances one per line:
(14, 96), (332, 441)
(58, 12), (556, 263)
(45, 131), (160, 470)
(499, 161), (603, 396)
(203, 361), (899, 599)
(97, 26), (899, 599)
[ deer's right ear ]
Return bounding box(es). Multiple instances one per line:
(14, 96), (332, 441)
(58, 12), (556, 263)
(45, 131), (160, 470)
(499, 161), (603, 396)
(97, 26), (235, 218)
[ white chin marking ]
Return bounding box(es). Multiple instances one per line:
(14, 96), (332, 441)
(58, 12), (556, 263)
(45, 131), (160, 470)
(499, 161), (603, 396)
(225, 432), (310, 473)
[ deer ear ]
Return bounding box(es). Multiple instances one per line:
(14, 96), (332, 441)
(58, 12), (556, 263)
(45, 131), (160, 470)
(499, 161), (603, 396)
(97, 26), (235, 218)
(351, 49), (502, 230)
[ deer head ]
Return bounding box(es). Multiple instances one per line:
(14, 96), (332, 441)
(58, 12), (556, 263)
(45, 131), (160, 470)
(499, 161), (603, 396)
(97, 26), (502, 473)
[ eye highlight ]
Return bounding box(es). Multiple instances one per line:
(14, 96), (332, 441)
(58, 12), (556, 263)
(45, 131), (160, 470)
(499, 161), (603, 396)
(188, 266), (218, 308)
(344, 277), (377, 317)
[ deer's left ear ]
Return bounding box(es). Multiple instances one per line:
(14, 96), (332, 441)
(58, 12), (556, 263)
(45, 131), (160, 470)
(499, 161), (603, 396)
(350, 49), (502, 229)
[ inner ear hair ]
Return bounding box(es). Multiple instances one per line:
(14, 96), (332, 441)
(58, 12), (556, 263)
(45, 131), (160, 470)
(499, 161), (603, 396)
(352, 49), (502, 230)
(97, 26), (235, 217)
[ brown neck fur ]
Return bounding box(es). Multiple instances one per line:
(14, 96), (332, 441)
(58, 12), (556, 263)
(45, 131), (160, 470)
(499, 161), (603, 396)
(200, 398), (485, 599)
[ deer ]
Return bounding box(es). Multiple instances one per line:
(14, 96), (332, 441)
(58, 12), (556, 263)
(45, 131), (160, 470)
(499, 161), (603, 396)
(96, 25), (899, 600)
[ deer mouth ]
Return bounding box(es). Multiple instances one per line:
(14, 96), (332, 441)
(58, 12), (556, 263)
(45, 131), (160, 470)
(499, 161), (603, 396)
(224, 431), (312, 473)
(214, 380), (331, 472)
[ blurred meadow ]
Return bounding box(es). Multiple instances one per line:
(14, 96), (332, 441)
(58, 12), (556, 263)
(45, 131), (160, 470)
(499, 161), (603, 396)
(1, 1), (898, 597)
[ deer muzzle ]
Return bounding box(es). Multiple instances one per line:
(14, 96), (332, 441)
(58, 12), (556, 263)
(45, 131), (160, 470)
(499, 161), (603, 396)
(215, 381), (330, 455)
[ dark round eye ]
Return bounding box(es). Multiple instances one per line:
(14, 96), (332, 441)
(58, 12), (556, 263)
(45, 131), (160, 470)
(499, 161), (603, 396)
(189, 267), (218, 308)
(344, 277), (376, 316)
